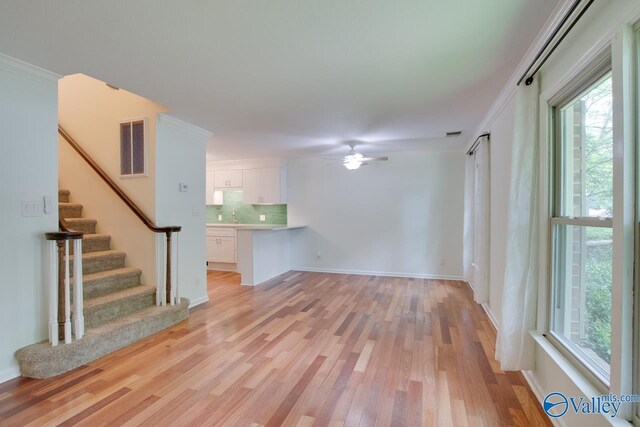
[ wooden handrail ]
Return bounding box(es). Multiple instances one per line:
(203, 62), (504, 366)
(45, 219), (84, 241)
(58, 126), (181, 234)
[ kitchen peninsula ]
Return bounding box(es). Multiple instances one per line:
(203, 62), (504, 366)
(206, 224), (306, 286)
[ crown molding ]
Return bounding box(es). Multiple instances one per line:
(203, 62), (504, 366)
(158, 113), (213, 138)
(0, 52), (60, 85)
(469, 0), (640, 152)
(466, 0), (581, 151)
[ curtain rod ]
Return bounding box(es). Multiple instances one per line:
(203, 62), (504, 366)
(517, 0), (595, 86)
(466, 133), (490, 156)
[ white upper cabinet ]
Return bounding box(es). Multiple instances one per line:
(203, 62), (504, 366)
(206, 169), (224, 205)
(242, 168), (286, 204)
(242, 168), (261, 204)
(214, 169), (243, 189)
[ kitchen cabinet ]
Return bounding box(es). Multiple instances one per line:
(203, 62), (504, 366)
(206, 228), (236, 263)
(205, 170), (224, 205)
(242, 168), (286, 204)
(214, 169), (243, 189)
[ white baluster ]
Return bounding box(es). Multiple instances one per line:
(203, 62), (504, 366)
(48, 240), (58, 346)
(64, 240), (72, 344)
(155, 233), (166, 306)
(73, 239), (84, 339)
(174, 232), (179, 305)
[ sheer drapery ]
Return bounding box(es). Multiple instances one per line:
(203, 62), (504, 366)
(472, 137), (490, 304)
(496, 76), (540, 371)
(463, 155), (475, 284)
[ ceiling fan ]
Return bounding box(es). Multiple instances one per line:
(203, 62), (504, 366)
(341, 142), (388, 170)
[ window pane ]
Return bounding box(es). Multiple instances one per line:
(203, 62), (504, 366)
(558, 74), (613, 218)
(132, 121), (145, 174)
(120, 123), (131, 175)
(552, 224), (612, 376)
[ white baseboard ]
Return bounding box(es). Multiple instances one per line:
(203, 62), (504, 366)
(481, 303), (499, 330)
(0, 365), (20, 385)
(189, 295), (209, 308)
(291, 267), (463, 281)
(522, 370), (566, 427)
(206, 262), (237, 272)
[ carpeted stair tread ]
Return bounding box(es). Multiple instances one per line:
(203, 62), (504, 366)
(85, 284), (154, 307)
(83, 267), (141, 298)
(64, 217), (97, 234)
(83, 285), (156, 328)
(15, 298), (189, 379)
(78, 233), (111, 254)
(59, 202), (83, 219)
(58, 189), (70, 203)
(70, 250), (126, 275)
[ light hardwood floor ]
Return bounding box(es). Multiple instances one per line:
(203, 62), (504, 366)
(0, 271), (551, 426)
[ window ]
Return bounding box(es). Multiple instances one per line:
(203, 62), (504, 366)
(120, 119), (146, 176)
(550, 72), (613, 384)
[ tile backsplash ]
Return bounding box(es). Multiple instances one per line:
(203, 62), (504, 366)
(206, 190), (287, 225)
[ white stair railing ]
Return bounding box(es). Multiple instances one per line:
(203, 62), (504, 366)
(45, 229), (84, 345)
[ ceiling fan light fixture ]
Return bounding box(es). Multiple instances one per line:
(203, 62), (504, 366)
(344, 160), (362, 170)
(343, 152), (364, 170)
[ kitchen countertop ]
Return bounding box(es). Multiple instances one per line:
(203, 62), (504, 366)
(206, 224), (306, 231)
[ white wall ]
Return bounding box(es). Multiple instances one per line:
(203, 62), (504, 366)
(478, 1), (640, 425)
(156, 114), (209, 306)
(288, 150), (464, 279)
(0, 54), (59, 381)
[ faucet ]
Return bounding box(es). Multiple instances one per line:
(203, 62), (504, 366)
(232, 207), (238, 224)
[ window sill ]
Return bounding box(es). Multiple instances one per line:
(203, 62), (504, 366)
(530, 331), (605, 397)
(120, 173), (148, 179)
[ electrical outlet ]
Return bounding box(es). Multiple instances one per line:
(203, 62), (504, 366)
(440, 258), (447, 266)
(259, 214), (266, 222)
(179, 183), (189, 192)
(316, 252), (322, 261)
(218, 214), (223, 221)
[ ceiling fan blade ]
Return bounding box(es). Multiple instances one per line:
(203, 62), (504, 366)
(360, 156), (388, 162)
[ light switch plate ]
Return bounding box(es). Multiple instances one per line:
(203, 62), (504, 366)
(179, 183), (189, 192)
(259, 214), (266, 222)
(22, 201), (42, 217)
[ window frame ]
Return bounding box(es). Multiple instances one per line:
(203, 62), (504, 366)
(547, 62), (614, 392)
(119, 117), (148, 178)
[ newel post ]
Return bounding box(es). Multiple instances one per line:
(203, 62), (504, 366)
(56, 240), (65, 342)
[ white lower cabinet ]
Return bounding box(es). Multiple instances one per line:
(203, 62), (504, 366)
(206, 228), (236, 263)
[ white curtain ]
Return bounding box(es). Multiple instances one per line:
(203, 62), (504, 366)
(472, 137), (490, 304)
(463, 155), (475, 284)
(496, 76), (540, 371)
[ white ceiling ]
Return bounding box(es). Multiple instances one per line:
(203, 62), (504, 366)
(0, 1), (559, 160)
